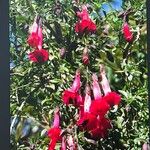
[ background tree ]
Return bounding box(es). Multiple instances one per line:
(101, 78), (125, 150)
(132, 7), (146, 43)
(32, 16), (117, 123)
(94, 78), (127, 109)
(10, 0), (148, 149)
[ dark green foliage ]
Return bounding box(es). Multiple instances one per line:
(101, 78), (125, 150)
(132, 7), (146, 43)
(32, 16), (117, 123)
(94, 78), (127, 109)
(10, 0), (148, 149)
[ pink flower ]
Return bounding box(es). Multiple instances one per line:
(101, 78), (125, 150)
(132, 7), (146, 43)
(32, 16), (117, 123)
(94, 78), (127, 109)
(76, 5), (89, 20)
(83, 84), (92, 112)
(92, 74), (102, 101)
(71, 70), (81, 92)
(60, 136), (66, 150)
(47, 108), (61, 150)
(62, 70), (82, 106)
(28, 49), (49, 63)
(27, 17), (44, 49)
(100, 64), (111, 95)
(82, 47), (89, 65)
(67, 135), (77, 150)
(122, 22), (133, 42)
(37, 26), (43, 50)
(27, 17), (39, 48)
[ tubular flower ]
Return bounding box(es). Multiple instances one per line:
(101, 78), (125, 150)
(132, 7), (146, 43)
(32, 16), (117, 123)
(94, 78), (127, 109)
(27, 16), (39, 48)
(76, 5), (89, 20)
(60, 136), (66, 150)
(37, 26), (43, 50)
(28, 49), (49, 63)
(90, 117), (112, 140)
(75, 5), (96, 35)
(82, 47), (89, 65)
(122, 22), (133, 42)
(77, 84), (97, 131)
(27, 17), (44, 49)
(92, 73), (102, 101)
(62, 70), (81, 106)
(99, 64), (111, 96)
(47, 108), (61, 150)
(84, 84), (92, 112)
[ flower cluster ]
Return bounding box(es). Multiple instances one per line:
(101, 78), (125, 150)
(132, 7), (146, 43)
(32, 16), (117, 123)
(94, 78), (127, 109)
(24, 3), (133, 150)
(27, 16), (49, 63)
(62, 65), (121, 140)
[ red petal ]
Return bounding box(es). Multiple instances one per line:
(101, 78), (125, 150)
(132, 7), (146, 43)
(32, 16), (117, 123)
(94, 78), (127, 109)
(28, 49), (49, 63)
(90, 99), (110, 116)
(104, 92), (121, 107)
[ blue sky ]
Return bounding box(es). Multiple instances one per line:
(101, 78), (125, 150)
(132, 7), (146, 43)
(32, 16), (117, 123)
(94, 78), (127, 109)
(100, 0), (123, 16)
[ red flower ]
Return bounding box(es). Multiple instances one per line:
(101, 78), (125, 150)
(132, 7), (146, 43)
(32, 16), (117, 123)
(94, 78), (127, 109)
(62, 90), (78, 105)
(28, 49), (49, 63)
(104, 92), (121, 107)
(27, 32), (39, 48)
(62, 71), (81, 106)
(27, 17), (44, 49)
(77, 85), (97, 131)
(75, 5), (96, 35)
(75, 20), (96, 35)
(47, 127), (61, 150)
(77, 112), (97, 131)
(122, 22), (133, 42)
(27, 18), (39, 48)
(90, 117), (112, 139)
(92, 74), (102, 100)
(47, 108), (61, 150)
(90, 98), (110, 116)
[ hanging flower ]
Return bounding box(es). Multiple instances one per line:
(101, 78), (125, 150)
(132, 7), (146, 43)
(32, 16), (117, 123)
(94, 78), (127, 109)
(60, 136), (66, 150)
(76, 5), (89, 20)
(62, 70), (81, 106)
(82, 47), (89, 65)
(122, 22), (133, 42)
(28, 49), (49, 63)
(37, 21), (43, 50)
(99, 64), (111, 96)
(47, 108), (62, 150)
(75, 5), (96, 35)
(77, 84), (97, 131)
(27, 16), (39, 48)
(27, 17), (44, 49)
(92, 73), (102, 100)
(99, 64), (121, 107)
